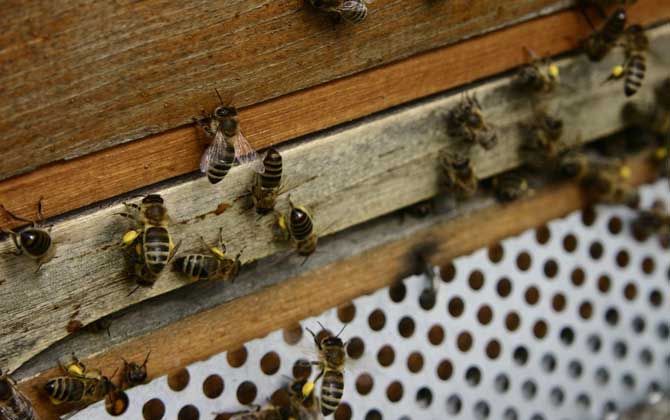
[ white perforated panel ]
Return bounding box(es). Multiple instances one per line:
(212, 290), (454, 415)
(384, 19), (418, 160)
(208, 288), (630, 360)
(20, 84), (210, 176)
(73, 179), (670, 420)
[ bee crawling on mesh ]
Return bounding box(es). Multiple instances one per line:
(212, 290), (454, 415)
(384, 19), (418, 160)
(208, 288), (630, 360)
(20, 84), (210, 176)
(519, 110), (566, 171)
(308, 0), (372, 24)
(194, 89), (265, 185)
(439, 148), (478, 199)
(172, 228), (243, 283)
(446, 92), (498, 150)
(603, 24), (649, 97)
(491, 171), (530, 203)
(1, 368), (39, 420)
(0, 197), (55, 273)
(512, 47), (561, 94)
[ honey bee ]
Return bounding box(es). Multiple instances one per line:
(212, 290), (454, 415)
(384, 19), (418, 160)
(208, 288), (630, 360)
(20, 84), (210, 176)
(43, 355), (122, 406)
(561, 152), (639, 205)
(306, 323), (347, 416)
(0, 197), (55, 272)
(276, 197), (318, 257)
(120, 352), (150, 389)
(446, 93), (497, 150)
(439, 148), (478, 198)
(118, 194), (179, 288)
(288, 378), (320, 420)
(492, 172), (529, 202)
(631, 200), (670, 240)
(559, 149), (590, 179)
(519, 110), (565, 169)
(229, 405), (287, 420)
(173, 228), (243, 282)
(250, 148), (284, 215)
(308, 0), (371, 24)
(0, 369), (39, 420)
(582, 8), (627, 61)
(196, 90), (264, 184)
(512, 48), (560, 93)
(606, 25), (648, 97)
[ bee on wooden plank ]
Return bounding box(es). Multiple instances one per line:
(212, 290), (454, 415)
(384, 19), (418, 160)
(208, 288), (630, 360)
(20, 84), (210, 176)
(195, 90), (264, 184)
(276, 196), (318, 257)
(512, 48), (560, 94)
(0, 368), (39, 420)
(446, 93), (498, 150)
(43, 355), (125, 409)
(439, 148), (478, 199)
(582, 8), (628, 61)
(308, 0), (371, 24)
(519, 110), (566, 170)
(250, 148), (284, 215)
(173, 228), (243, 282)
(0, 197), (55, 272)
(120, 352), (150, 390)
(492, 172), (529, 203)
(604, 25), (649, 97)
(305, 323), (347, 417)
(118, 194), (179, 289)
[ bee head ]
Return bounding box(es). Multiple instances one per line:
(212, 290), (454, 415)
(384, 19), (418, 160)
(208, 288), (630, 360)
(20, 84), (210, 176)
(214, 106), (237, 119)
(126, 363), (148, 385)
(321, 335), (344, 348)
(543, 115), (563, 133)
(142, 195), (164, 205)
(466, 111), (483, 128)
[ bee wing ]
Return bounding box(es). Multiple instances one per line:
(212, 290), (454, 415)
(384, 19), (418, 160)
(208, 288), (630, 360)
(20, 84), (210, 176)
(200, 131), (226, 173)
(0, 389), (35, 419)
(232, 131), (265, 173)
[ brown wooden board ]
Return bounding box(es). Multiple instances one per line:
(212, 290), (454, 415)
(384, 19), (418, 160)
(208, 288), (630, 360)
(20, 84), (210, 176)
(0, 2), (668, 229)
(0, 0), (572, 181)
(16, 153), (659, 420)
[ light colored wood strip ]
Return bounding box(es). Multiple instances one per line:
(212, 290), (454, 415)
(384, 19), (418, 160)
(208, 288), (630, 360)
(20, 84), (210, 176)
(1, 24), (669, 373)
(17, 153), (659, 420)
(1, 2), (668, 228)
(0, 0), (570, 180)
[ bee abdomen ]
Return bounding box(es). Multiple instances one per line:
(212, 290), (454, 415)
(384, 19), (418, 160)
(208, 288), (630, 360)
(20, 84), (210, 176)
(320, 370), (344, 416)
(45, 377), (85, 402)
(143, 227), (171, 274)
(340, 0), (367, 23)
(625, 53), (646, 97)
(290, 213), (313, 241)
(207, 143), (235, 184)
(174, 254), (219, 280)
(260, 149), (283, 189)
(20, 228), (52, 257)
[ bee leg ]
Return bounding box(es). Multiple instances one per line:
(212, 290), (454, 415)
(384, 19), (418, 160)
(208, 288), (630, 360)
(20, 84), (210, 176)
(1, 229), (23, 255)
(115, 212), (137, 221)
(0, 204), (35, 225)
(123, 202), (141, 211)
(167, 240), (182, 264)
(37, 196), (46, 225)
(34, 261), (44, 273)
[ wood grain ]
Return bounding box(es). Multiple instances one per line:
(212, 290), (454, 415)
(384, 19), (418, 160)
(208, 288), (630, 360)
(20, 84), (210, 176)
(1, 26), (669, 375)
(2, 2), (670, 228)
(0, 0), (570, 181)
(16, 152), (659, 420)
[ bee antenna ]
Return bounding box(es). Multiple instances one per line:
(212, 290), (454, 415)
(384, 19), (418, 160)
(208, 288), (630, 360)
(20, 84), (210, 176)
(316, 321), (327, 332)
(127, 285), (141, 297)
(214, 88), (225, 106)
(335, 323), (348, 338)
(142, 351), (151, 366)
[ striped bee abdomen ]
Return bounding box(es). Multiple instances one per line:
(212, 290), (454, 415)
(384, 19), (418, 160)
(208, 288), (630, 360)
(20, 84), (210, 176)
(320, 370), (344, 416)
(289, 208), (313, 241)
(340, 0), (367, 24)
(624, 53), (646, 97)
(207, 141), (235, 184)
(143, 227), (171, 275)
(260, 148), (283, 190)
(44, 377), (85, 403)
(173, 255), (219, 281)
(20, 228), (51, 258)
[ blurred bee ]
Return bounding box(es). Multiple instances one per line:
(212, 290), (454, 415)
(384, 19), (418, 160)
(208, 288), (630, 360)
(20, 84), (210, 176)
(288, 378), (320, 420)
(229, 404), (287, 420)
(520, 111), (565, 169)
(447, 93), (497, 150)
(120, 352), (150, 389)
(0, 369), (39, 420)
(308, 0), (371, 24)
(306, 323), (347, 416)
(250, 148), (284, 215)
(559, 149), (590, 179)
(605, 25), (648, 97)
(631, 200), (670, 240)
(118, 194), (179, 288)
(650, 78), (670, 136)
(43, 355), (122, 406)
(196, 90), (264, 184)
(582, 8), (627, 61)
(492, 172), (529, 202)
(276, 197), (318, 257)
(512, 48), (560, 93)
(0, 197), (55, 272)
(173, 228), (243, 282)
(561, 152), (639, 205)
(439, 148), (478, 198)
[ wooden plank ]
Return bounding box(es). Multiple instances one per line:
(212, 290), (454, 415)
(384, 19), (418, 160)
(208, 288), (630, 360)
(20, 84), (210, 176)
(1, 2), (669, 228)
(1, 25), (669, 373)
(0, 0), (571, 181)
(16, 153), (659, 420)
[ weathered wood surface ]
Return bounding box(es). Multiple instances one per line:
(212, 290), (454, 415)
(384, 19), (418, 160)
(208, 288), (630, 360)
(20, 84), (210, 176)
(16, 153), (659, 420)
(0, 0), (574, 181)
(1, 24), (669, 373)
(2, 2), (670, 229)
